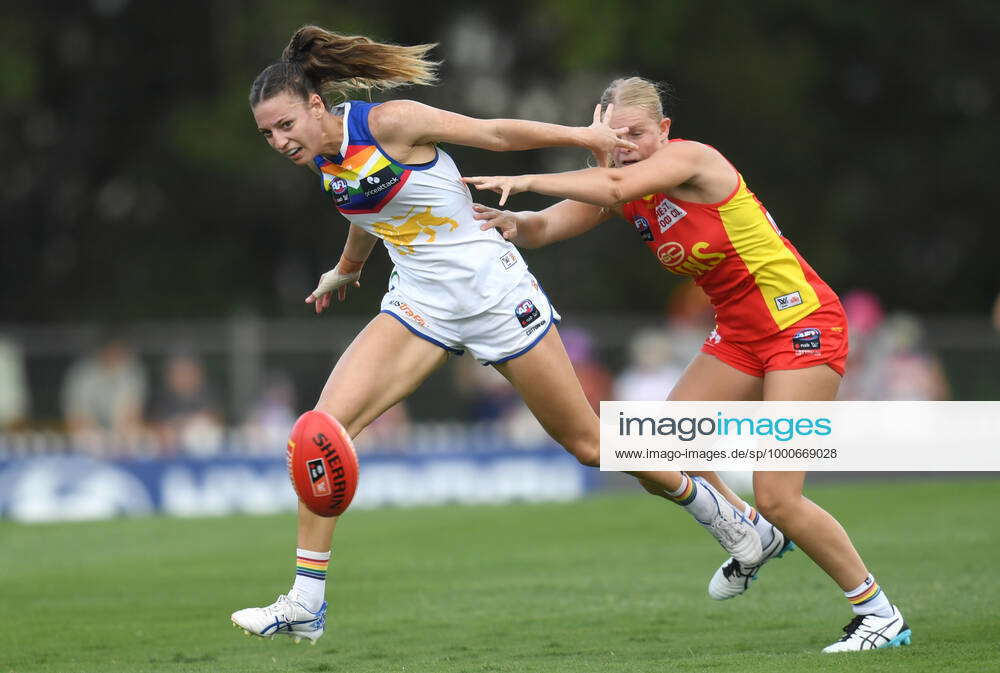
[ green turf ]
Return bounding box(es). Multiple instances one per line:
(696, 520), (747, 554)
(2, 479), (999, 673)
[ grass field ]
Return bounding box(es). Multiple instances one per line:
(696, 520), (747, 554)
(2, 478), (998, 673)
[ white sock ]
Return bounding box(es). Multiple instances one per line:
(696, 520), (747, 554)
(666, 474), (725, 524)
(743, 504), (777, 549)
(845, 573), (893, 618)
(290, 548), (330, 612)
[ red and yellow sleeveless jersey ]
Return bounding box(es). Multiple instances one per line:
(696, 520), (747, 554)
(621, 144), (840, 341)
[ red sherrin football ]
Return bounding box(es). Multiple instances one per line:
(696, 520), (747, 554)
(286, 410), (359, 517)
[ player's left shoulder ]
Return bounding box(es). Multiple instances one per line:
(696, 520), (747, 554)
(369, 100), (427, 134)
(646, 139), (715, 175)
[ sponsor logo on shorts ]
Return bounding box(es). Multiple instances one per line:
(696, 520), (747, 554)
(792, 327), (821, 354)
(306, 458), (331, 497)
(500, 251), (518, 270)
(515, 299), (541, 327)
(525, 318), (547, 337)
(775, 291), (803, 311)
(706, 328), (722, 345)
(655, 198), (687, 232)
(633, 216), (653, 241)
(389, 299), (427, 327)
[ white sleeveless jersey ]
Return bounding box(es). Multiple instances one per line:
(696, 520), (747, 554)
(313, 101), (527, 318)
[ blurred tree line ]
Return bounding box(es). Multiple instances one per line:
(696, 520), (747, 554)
(2, 0), (997, 323)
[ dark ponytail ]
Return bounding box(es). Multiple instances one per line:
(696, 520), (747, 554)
(250, 25), (439, 107)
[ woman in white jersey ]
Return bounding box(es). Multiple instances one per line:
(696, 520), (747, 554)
(231, 26), (763, 644)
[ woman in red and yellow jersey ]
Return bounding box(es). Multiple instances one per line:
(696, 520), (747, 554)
(464, 77), (910, 654)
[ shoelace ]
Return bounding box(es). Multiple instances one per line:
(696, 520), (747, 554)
(837, 614), (868, 641)
(262, 595), (293, 618)
(720, 558), (751, 580)
(710, 518), (748, 546)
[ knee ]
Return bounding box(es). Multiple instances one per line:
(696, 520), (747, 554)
(755, 490), (803, 525)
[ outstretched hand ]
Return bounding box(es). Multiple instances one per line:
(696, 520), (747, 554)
(585, 103), (636, 158)
(462, 174), (527, 206)
(472, 204), (521, 240)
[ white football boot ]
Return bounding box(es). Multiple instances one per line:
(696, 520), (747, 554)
(821, 605), (912, 653)
(231, 594), (326, 644)
(708, 525), (796, 600)
(692, 476), (763, 565)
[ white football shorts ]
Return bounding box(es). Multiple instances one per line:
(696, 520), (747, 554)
(379, 270), (560, 365)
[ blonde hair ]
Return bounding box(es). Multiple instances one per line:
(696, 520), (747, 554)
(250, 25), (439, 106)
(599, 77), (666, 121)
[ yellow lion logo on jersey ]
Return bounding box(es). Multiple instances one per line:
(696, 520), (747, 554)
(373, 206), (459, 255)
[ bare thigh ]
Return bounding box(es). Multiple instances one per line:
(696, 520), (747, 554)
(763, 363), (842, 401)
(494, 326), (600, 464)
(668, 352), (764, 401)
(316, 313), (450, 437)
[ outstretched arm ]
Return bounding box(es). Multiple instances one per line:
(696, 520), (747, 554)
(464, 141), (708, 207)
(473, 200), (615, 249)
(370, 100), (637, 158)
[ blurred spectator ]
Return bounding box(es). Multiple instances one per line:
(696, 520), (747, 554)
(453, 353), (546, 445)
(840, 295), (950, 400)
(150, 352), (223, 454)
(839, 289), (887, 400)
(614, 329), (686, 401)
(242, 370), (298, 452)
(877, 314), (951, 400)
(62, 336), (147, 436)
(561, 327), (612, 412)
(0, 336), (30, 429)
(453, 353), (521, 421)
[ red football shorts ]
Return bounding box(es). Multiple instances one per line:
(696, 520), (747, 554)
(700, 303), (849, 377)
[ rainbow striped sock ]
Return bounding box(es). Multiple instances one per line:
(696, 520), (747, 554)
(845, 573), (893, 617)
(290, 548), (330, 612)
(665, 473), (697, 506)
(296, 553), (330, 581)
